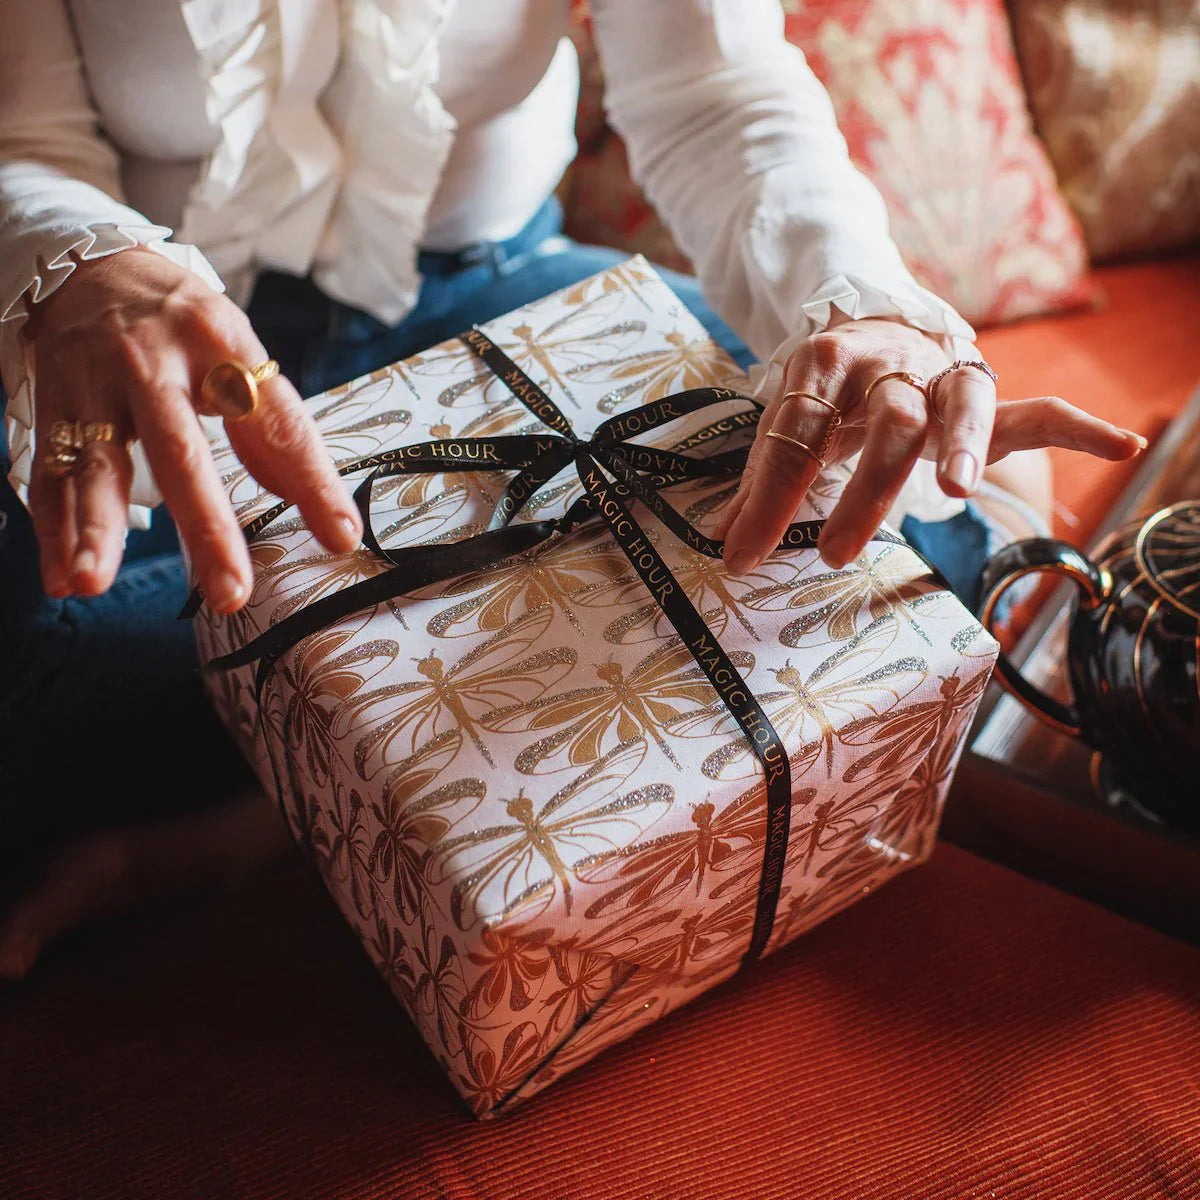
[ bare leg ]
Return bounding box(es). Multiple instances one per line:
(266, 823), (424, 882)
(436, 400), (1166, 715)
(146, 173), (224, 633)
(0, 791), (293, 981)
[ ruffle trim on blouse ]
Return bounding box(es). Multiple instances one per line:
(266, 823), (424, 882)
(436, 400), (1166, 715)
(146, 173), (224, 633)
(1, 221), (225, 530)
(312, 0), (457, 324)
(748, 272), (980, 526)
(178, 0), (341, 303)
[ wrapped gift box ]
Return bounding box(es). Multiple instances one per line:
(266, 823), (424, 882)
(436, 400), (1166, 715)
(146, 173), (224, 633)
(196, 258), (998, 1117)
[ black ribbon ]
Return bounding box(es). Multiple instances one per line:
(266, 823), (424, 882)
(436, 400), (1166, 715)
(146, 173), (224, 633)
(197, 328), (916, 967)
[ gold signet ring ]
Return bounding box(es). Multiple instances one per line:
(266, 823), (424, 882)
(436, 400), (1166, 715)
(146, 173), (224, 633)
(199, 359), (280, 420)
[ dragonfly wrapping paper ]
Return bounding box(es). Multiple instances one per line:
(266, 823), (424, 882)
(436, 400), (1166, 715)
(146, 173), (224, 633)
(195, 258), (999, 1117)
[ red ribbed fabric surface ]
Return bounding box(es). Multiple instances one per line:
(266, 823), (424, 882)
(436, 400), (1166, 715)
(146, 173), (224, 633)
(2, 844), (1197, 1199)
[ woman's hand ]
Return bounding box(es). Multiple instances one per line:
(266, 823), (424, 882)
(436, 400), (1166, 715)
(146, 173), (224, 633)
(22, 248), (362, 611)
(718, 318), (1145, 574)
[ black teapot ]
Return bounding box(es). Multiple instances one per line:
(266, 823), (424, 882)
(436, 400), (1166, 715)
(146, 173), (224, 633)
(978, 501), (1200, 832)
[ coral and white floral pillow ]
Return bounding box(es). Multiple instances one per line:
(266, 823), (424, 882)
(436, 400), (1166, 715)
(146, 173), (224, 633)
(564, 0), (1096, 328)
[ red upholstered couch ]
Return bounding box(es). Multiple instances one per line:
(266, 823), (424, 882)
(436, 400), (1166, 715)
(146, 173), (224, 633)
(3, 5), (1199, 1198)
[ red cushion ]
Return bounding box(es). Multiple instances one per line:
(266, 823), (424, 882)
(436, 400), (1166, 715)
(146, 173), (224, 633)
(2, 843), (1197, 1197)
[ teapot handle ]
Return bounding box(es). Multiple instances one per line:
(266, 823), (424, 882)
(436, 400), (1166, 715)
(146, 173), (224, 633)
(977, 538), (1111, 738)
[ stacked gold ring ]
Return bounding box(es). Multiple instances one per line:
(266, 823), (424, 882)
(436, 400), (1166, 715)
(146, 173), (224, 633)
(199, 359), (280, 420)
(43, 419), (118, 478)
(765, 389), (843, 468)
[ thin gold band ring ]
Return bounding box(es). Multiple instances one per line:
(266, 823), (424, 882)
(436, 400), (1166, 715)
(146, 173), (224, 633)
(765, 428), (827, 467)
(863, 371), (927, 408)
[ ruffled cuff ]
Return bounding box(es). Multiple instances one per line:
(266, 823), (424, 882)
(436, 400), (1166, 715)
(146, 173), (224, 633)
(746, 272), (978, 527)
(1, 222), (225, 530)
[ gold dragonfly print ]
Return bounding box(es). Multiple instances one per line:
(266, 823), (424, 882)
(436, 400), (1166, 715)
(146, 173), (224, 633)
(575, 542), (796, 645)
(578, 331), (743, 413)
(250, 523), (393, 624)
(360, 912), (420, 1016)
(743, 543), (933, 646)
(213, 371), (413, 514)
(670, 615), (928, 780)
(557, 257), (659, 308)
(278, 617), (398, 785)
(339, 605), (577, 777)
(411, 288), (647, 411)
(366, 730), (488, 921)
(582, 781), (820, 927)
(484, 639), (756, 774)
(455, 1020), (545, 1118)
(427, 738), (673, 930)
(321, 781), (376, 920)
(463, 925), (557, 1018)
(423, 526), (629, 639)
(585, 878), (762, 982)
(838, 665), (992, 782)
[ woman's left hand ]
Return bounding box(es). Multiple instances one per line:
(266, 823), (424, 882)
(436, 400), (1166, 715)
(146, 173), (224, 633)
(717, 318), (1145, 574)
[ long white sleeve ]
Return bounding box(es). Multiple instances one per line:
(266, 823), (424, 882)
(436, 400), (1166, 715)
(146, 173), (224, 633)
(0, 0), (221, 526)
(589, 0), (977, 361)
(590, 0), (976, 523)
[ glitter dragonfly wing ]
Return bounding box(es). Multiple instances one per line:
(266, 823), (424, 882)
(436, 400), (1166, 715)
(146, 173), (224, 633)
(366, 730), (488, 922)
(422, 526), (630, 639)
(742, 542), (935, 646)
(574, 543), (797, 645)
(279, 617), (399, 785)
(577, 781), (772, 923)
(213, 371), (414, 517)
(482, 638), (756, 775)
(337, 604), (578, 778)
(668, 614), (929, 781)
(837, 664), (993, 782)
(427, 738), (674, 931)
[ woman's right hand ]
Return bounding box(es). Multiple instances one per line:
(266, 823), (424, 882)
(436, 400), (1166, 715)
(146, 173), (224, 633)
(21, 248), (362, 611)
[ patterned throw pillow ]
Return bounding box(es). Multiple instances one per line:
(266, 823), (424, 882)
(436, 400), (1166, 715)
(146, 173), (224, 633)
(1010, 0), (1200, 261)
(563, 1), (1097, 328)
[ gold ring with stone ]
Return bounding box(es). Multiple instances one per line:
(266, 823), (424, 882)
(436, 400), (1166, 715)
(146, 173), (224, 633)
(43, 420), (81, 477)
(80, 421), (118, 445)
(199, 359), (280, 420)
(863, 371), (927, 408)
(926, 359), (998, 424)
(44, 448), (80, 478)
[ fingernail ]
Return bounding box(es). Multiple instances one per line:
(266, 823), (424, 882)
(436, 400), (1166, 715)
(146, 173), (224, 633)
(73, 548), (96, 579)
(210, 571), (248, 613)
(1131, 433), (1148, 451)
(726, 550), (755, 576)
(944, 450), (980, 494)
(339, 513), (362, 543)
(820, 541), (849, 570)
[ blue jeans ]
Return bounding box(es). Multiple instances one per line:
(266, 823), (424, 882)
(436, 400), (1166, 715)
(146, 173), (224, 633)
(0, 198), (988, 842)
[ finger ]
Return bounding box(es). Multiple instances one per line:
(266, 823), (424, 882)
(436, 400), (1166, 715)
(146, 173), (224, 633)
(933, 363), (996, 499)
(28, 460), (77, 598)
(194, 309), (361, 554)
(819, 378), (929, 569)
(989, 397), (1146, 462)
(722, 335), (851, 572)
(69, 434), (134, 595)
(722, 392), (827, 573)
(132, 379), (253, 613)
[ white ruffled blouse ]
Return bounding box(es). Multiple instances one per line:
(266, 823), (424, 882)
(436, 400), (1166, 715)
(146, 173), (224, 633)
(0, 0), (977, 529)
